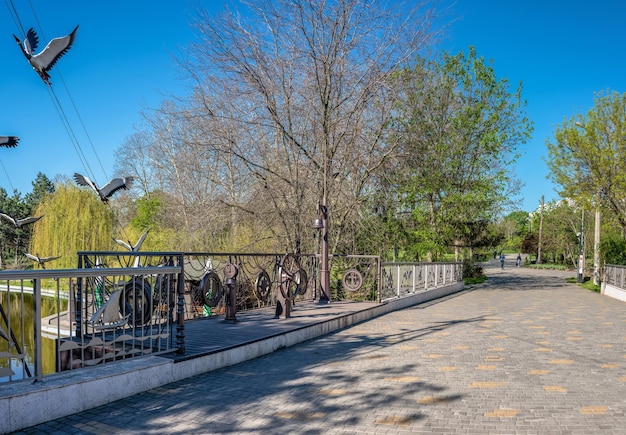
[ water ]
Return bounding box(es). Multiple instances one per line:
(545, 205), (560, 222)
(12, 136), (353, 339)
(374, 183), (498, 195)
(1, 289), (68, 382)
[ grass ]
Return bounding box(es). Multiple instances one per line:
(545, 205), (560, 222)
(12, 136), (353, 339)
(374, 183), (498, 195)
(464, 276), (487, 286)
(526, 263), (569, 271)
(565, 276), (601, 293)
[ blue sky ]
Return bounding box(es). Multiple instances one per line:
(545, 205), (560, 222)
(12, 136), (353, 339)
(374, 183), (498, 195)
(1, 1), (624, 213)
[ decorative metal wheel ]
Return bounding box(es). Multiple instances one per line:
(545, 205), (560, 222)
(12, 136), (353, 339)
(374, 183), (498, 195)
(278, 253), (301, 299)
(200, 271), (223, 307)
(119, 278), (153, 326)
(293, 266), (308, 297)
(254, 269), (272, 302)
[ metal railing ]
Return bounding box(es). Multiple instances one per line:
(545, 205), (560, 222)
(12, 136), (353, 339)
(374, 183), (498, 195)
(603, 264), (624, 288)
(1, 255), (183, 385)
(2, 250), (462, 386)
(380, 262), (463, 302)
(172, 252), (381, 318)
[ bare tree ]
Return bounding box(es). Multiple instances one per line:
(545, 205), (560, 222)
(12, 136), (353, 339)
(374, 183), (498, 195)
(165, 0), (439, 253)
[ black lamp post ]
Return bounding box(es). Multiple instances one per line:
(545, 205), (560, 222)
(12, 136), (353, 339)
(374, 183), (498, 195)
(313, 202), (330, 303)
(314, 136), (331, 304)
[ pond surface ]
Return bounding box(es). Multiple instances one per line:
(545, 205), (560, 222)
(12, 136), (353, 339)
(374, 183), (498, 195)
(1, 290), (68, 381)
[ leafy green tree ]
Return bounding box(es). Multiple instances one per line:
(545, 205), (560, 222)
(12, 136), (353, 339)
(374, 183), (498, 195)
(0, 188), (31, 267)
(387, 48), (532, 260)
(24, 172), (55, 211)
(546, 90), (626, 231)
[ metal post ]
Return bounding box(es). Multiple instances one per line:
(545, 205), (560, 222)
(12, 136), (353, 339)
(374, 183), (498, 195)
(593, 204), (601, 286)
(396, 265), (401, 298)
(318, 132), (331, 304)
(578, 209), (584, 283)
(224, 280), (238, 322)
(176, 255), (185, 355)
(318, 203), (331, 304)
(76, 255), (83, 337)
(376, 257), (381, 303)
(33, 278), (43, 382)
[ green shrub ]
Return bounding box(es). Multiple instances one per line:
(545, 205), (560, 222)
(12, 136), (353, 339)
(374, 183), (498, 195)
(462, 259), (485, 279)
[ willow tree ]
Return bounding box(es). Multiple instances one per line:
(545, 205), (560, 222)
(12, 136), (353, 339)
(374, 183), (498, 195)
(29, 183), (115, 269)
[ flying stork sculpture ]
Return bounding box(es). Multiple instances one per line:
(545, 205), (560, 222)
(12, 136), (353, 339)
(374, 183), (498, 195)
(73, 173), (134, 203)
(25, 253), (61, 269)
(113, 228), (150, 252)
(13, 25), (78, 85)
(0, 212), (43, 228)
(0, 136), (19, 147)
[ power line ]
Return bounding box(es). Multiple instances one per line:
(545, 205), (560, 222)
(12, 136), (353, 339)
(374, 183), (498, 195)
(4, 0), (25, 35)
(0, 158), (15, 192)
(5, 0), (109, 187)
(58, 72), (109, 181)
(47, 85), (98, 182)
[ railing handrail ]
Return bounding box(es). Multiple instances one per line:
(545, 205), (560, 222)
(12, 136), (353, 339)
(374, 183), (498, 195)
(0, 265), (182, 281)
(382, 261), (461, 266)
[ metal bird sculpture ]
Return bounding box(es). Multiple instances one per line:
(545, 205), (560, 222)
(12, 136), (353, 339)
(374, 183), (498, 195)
(0, 212), (43, 228)
(113, 228), (150, 252)
(13, 25), (78, 85)
(0, 136), (19, 147)
(73, 173), (134, 203)
(25, 253), (61, 269)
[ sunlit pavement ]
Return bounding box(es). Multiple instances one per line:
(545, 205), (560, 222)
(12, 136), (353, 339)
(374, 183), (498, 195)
(18, 257), (626, 434)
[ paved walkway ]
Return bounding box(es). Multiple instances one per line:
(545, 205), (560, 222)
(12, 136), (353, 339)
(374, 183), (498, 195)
(16, 258), (626, 434)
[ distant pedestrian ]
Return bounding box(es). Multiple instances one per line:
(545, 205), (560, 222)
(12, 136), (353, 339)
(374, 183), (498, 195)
(499, 253), (505, 269)
(493, 250), (497, 259)
(516, 254), (522, 267)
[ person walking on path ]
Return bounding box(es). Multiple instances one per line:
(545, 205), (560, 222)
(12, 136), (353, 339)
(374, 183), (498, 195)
(516, 254), (522, 267)
(499, 252), (505, 269)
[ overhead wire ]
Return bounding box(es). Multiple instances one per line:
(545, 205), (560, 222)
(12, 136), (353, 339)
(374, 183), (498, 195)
(4, 0), (24, 35)
(0, 0), (139, 255)
(0, 159), (15, 192)
(24, 0), (133, 245)
(26, 0), (108, 185)
(4, 0), (109, 188)
(46, 85), (97, 182)
(57, 72), (110, 181)
(5, 0), (134, 247)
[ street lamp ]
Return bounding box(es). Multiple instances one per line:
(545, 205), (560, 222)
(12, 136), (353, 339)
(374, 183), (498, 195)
(313, 135), (331, 304)
(313, 202), (330, 303)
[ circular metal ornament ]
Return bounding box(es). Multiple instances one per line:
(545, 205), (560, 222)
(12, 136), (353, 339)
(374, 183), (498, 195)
(223, 262), (238, 279)
(278, 253), (300, 299)
(200, 271), (223, 307)
(293, 267), (308, 297)
(342, 269), (363, 292)
(120, 278), (153, 326)
(254, 269), (272, 302)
